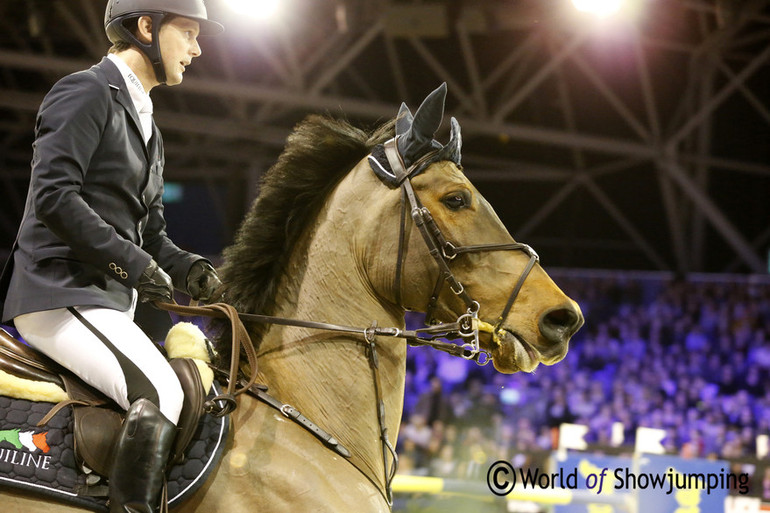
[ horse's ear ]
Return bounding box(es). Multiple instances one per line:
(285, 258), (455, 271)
(411, 82), (446, 140)
(435, 116), (462, 166)
(397, 83), (447, 166)
(396, 103), (413, 138)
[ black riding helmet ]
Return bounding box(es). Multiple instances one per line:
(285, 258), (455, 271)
(104, 0), (223, 84)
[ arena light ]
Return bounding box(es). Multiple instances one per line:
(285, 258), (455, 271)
(571, 0), (625, 17)
(225, 0), (281, 21)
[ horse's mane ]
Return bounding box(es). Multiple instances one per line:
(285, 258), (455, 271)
(213, 115), (394, 352)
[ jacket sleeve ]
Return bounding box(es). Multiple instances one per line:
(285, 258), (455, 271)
(31, 71), (151, 287)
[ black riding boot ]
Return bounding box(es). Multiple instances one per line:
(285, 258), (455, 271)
(109, 398), (176, 513)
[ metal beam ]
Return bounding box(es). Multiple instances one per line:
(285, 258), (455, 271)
(661, 159), (765, 272)
(725, 226), (770, 272)
(631, 27), (661, 142)
(569, 52), (650, 141)
(482, 31), (539, 91)
(516, 178), (582, 239)
(655, 165), (689, 273)
(1, 69), (768, 179)
(456, 19), (487, 117)
(667, 41), (770, 148)
(580, 174), (670, 270)
(383, 33), (408, 101)
(691, 41), (717, 271)
(406, 36), (476, 115)
(309, 21), (383, 94)
(54, 2), (103, 60)
(460, 118), (657, 159)
(492, 29), (587, 123)
(714, 58), (770, 126)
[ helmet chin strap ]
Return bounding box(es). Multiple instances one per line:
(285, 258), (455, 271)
(109, 13), (167, 85)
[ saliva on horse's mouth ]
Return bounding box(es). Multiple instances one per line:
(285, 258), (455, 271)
(487, 328), (543, 374)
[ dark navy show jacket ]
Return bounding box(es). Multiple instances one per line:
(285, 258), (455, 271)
(0, 57), (200, 322)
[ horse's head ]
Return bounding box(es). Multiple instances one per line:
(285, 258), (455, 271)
(363, 84), (583, 374)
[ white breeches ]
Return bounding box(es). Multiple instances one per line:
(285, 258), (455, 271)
(14, 301), (183, 425)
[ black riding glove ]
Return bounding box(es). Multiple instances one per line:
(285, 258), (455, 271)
(136, 259), (174, 303)
(186, 260), (222, 302)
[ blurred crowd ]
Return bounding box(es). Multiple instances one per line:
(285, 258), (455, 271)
(396, 273), (770, 495)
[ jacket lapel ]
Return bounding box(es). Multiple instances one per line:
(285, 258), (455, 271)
(98, 57), (151, 163)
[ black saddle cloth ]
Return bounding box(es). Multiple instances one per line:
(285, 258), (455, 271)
(0, 383), (229, 511)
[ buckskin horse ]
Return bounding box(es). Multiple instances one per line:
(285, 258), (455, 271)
(1, 84), (583, 512)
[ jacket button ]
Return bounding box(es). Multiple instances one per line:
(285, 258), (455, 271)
(109, 262), (127, 279)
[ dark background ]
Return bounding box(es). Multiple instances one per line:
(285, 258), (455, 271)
(1, 0), (769, 274)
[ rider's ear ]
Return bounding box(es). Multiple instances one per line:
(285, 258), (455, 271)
(136, 16), (154, 44)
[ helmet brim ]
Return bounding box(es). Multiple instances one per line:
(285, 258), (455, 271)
(197, 17), (224, 36)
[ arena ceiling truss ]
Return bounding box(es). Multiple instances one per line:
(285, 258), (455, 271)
(1, 0), (769, 273)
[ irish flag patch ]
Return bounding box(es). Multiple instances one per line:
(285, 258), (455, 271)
(0, 428), (50, 453)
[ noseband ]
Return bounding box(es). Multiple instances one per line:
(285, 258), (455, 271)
(383, 138), (540, 363)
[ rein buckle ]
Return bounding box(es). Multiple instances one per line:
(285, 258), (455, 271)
(442, 241), (458, 260)
(280, 404), (295, 418)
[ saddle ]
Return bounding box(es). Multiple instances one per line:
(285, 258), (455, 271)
(0, 326), (207, 478)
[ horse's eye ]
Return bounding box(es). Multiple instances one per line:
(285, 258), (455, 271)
(442, 192), (470, 210)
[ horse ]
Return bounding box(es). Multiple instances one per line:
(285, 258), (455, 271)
(1, 84), (583, 512)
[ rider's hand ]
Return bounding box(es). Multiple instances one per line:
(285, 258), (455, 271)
(186, 260), (222, 303)
(135, 259), (173, 303)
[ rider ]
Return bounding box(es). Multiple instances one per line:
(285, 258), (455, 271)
(0, 0), (223, 511)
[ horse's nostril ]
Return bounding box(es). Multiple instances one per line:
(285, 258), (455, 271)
(540, 304), (583, 344)
(546, 308), (577, 329)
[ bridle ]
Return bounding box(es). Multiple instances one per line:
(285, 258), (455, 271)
(384, 137), (540, 362)
(157, 139), (542, 508)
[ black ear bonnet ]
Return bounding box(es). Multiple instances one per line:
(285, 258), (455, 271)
(369, 83), (462, 187)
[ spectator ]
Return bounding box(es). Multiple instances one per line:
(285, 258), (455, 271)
(393, 273), (770, 481)
(414, 376), (454, 426)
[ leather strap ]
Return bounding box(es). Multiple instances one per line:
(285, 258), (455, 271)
(238, 379), (352, 459)
(393, 188), (408, 307)
(36, 398), (96, 427)
(157, 302), (485, 363)
(363, 324), (398, 506)
(0, 327), (66, 379)
(156, 302), (258, 418)
(168, 358), (206, 465)
(495, 252), (538, 331)
(0, 348), (65, 387)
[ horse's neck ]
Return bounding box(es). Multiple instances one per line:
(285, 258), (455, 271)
(257, 218), (406, 492)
